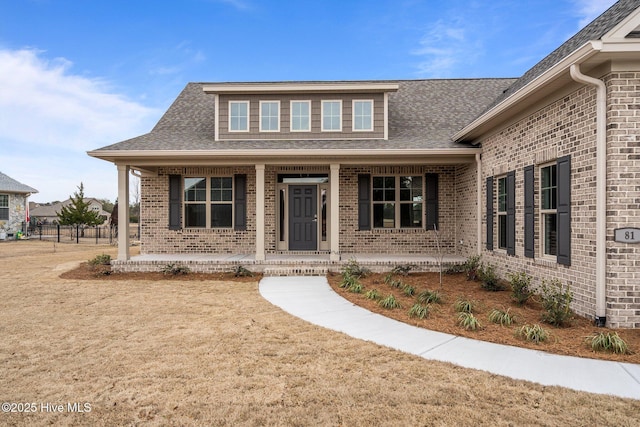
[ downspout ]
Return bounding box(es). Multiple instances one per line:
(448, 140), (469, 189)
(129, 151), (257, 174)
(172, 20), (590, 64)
(476, 153), (482, 256)
(569, 63), (607, 327)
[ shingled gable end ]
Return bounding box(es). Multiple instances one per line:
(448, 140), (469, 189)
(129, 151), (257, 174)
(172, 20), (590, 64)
(89, 0), (640, 328)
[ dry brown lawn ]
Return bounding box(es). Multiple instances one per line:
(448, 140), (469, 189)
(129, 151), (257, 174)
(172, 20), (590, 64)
(1, 240), (639, 426)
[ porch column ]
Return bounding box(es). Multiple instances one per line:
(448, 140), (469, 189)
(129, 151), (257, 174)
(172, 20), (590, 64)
(330, 163), (340, 261)
(255, 164), (266, 261)
(117, 164), (130, 261)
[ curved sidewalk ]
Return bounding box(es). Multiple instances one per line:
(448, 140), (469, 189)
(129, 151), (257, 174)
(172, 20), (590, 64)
(259, 276), (640, 400)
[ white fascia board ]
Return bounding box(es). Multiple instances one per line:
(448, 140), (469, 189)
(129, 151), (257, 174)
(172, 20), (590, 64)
(452, 41), (600, 143)
(203, 83), (399, 94)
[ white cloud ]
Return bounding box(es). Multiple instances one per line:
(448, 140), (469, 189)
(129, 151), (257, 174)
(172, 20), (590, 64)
(411, 19), (482, 78)
(0, 48), (160, 202)
(573, 0), (618, 27)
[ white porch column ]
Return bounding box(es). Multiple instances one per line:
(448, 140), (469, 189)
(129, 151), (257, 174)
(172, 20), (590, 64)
(117, 164), (130, 261)
(255, 164), (266, 261)
(330, 163), (340, 261)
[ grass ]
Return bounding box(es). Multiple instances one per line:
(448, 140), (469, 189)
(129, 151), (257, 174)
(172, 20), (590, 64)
(488, 308), (514, 326)
(408, 303), (429, 319)
(457, 312), (481, 331)
(379, 294), (402, 309)
(2, 242), (639, 425)
(517, 324), (549, 344)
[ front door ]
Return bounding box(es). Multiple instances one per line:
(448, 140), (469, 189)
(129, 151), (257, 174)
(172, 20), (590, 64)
(289, 185), (317, 250)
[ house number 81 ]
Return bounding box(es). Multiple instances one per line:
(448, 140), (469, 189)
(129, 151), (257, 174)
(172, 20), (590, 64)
(614, 228), (640, 244)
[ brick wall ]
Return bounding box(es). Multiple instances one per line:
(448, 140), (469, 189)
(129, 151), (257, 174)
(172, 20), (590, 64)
(455, 163), (478, 256)
(478, 70), (640, 328)
(339, 165), (457, 255)
(140, 166), (256, 254)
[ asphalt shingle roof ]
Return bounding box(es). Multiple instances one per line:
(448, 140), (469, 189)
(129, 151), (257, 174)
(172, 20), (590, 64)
(92, 78), (516, 153)
(0, 171), (37, 194)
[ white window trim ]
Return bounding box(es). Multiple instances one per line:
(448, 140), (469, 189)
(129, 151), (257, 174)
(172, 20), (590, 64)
(497, 175), (507, 251)
(539, 162), (558, 260)
(290, 100), (311, 132)
(183, 176), (234, 229)
(228, 100), (250, 133)
(352, 99), (374, 132)
(321, 100), (342, 132)
(372, 175), (424, 230)
(259, 100), (280, 132)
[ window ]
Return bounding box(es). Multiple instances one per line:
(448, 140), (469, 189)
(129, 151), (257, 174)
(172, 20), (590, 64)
(0, 194), (8, 221)
(373, 176), (422, 229)
(291, 100), (310, 132)
(229, 101), (249, 132)
(184, 177), (233, 228)
(322, 100), (342, 131)
(497, 176), (507, 249)
(260, 101), (280, 132)
(541, 163), (558, 256)
(353, 100), (373, 131)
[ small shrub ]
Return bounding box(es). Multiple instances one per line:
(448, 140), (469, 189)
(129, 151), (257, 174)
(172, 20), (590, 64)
(392, 264), (415, 276)
(585, 332), (630, 354)
(161, 263), (190, 275)
(457, 312), (481, 331)
(508, 271), (533, 305)
(408, 303), (429, 319)
(478, 263), (503, 291)
(379, 295), (402, 310)
(340, 274), (359, 289)
(364, 289), (381, 300)
(403, 284), (416, 297)
(516, 324), (549, 344)
(233, 265), (254, 277)
(488, 308), (514, 326)
(454, 297), (476, 314)
(417, 289), (442, 305)
(347, 281), (363, 294)
(341, 259), (371, 279)
(383, 272), (395, 285)
(88, 253), (111, 266)
(463, 255), (481, 281)
(540, 279), (573, 327)
(389, 279), (404, 289)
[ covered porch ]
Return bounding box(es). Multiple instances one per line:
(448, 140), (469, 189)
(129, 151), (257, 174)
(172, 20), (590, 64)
(111, 252), (467, 276)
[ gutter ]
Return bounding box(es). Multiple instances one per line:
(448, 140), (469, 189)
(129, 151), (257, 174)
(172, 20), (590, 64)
(569, 63), (607, 327)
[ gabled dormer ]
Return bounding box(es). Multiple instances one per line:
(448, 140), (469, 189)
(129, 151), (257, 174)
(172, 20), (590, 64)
(202, 82), (399, 141)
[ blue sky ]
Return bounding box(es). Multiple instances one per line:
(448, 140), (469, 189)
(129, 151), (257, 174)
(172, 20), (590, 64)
(0, 0), (617, 203)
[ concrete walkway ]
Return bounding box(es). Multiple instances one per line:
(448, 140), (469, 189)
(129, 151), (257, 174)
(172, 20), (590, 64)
(259, 276), (640, 400)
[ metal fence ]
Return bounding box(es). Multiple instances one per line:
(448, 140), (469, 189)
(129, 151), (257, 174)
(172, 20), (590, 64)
(16, 223), (139, 245)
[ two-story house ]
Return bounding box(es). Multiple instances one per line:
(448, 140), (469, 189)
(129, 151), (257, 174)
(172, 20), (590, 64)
(90, 0), (640, 328)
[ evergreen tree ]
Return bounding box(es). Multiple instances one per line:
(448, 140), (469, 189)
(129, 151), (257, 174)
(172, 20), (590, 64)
(57, 183), (103, 226)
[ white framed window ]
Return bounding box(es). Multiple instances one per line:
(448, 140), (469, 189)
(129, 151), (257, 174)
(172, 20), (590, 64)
(0, 194), (8, 221)
(184, 177), (233, 228)
(322, 100), (342, 131)
(290, 100), (311, 132)
(497, 176), (507, 250)
(229, 101), (249, 132)
(540, 163), (558, 257)
(372, 176), (423, 229)
(352, 100), (373, 131)
(260, 100), (280, 132)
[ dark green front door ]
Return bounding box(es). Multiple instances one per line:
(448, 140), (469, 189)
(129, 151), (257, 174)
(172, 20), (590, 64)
(289, 185), (317, 250)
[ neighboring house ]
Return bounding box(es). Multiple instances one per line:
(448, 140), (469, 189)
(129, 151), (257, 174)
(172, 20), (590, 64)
(30, 198), (111, 225)
(0, 171), (38, 238)
(89, 0), (640, 328)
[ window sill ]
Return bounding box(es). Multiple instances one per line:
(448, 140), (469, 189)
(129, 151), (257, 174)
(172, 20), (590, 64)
(367, 228), (429, 234)
(534, 257), (558, 268)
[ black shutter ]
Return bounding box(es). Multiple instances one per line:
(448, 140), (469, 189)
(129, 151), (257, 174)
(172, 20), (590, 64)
(524, 165), (535, 258)
(234, 174), (247, 231)
(358, 174), (371, 231)
(557, 155), (571, 266)
(425, 173), (439, 230)
(486, 176), (494, 251)
(168, 174), (182, 230)
(506, 170), (516, 256)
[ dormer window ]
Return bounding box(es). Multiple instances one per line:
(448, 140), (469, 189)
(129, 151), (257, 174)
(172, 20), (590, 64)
(291, 100), (311, 132)
(260, 101), (280, 132)
(229, 101), (249, 132)
(353, 100), (373, 131)
(322, 100), (342, 131)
